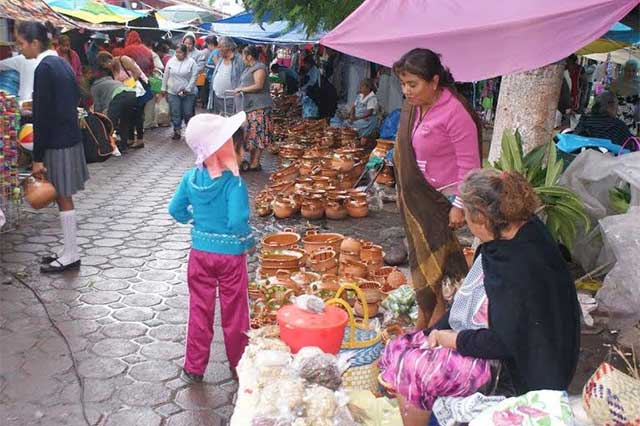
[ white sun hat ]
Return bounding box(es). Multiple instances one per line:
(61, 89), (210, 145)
(184, 111), (246, 168)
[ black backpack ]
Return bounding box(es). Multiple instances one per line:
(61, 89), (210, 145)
(81, 112), (114, 163)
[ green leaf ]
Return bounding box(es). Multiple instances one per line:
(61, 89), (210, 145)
(536, 417), (552, 426)
(544, 142), (561, 186)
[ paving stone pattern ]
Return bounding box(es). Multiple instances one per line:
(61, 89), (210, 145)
(0, 127), (405, 426)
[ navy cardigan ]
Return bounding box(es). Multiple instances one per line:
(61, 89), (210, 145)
(32, 55), (82, 162)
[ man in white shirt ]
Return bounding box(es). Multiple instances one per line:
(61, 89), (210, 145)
(208, 37), (245, 114)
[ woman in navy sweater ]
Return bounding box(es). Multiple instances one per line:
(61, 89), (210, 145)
(17, 21), (89, 273)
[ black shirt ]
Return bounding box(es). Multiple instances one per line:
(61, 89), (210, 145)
(574, 111), (635, 148)
(32, 55), (82, 162)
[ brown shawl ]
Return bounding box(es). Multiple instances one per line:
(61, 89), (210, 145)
(394, 102), (469, 311)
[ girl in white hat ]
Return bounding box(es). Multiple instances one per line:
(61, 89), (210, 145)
(168, 111), (255, 383)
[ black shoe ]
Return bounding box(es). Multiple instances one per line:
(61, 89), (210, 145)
(172, 130), (181, 141)
(40, 254), (58, 265)
(40, 259), (81, 274)
(181, 368), (203, 384)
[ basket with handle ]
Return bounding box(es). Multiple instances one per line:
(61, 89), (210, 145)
(326, 283), (383, 392)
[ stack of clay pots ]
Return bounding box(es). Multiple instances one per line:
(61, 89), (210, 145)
(370, 139), (396, 187)
(255, 145), (372, 220)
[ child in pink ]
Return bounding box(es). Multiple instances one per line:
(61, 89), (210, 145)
(169, 111), (255, 384)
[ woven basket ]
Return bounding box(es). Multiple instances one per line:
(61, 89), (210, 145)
(327, 283), (383, 393)
(583, 362), (640, 426)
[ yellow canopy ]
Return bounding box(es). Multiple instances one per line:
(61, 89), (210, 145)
(577, 38), (630, 55)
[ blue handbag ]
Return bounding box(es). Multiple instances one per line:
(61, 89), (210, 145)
(555, 133), (632, 155)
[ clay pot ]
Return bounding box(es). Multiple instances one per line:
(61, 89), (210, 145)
(370, 139), (394, 160)
(259, 265), (300, 279)
(294, 178), (313, 192)
(22, 174), (57, 209)
(289, 271), (321, 287)
(274, 270), (303, 295)
(340, 259), (368, 279)
(302, 231), (344, 254)
(376, 166), (396, 186)
(259, 249), (305, 270)
(360, 244), (384, 262)
(365, 258), (385, 276)
(354, 300), (379, 317)
(339, 252), (361, 265)
(328, 190), (349, 202)
(336, 176), (357, 191)
(272, 196), (297, 219)
(308, 249), (338, 274)
(270, 163), (299, 183)
(319, 167), (339, 179)
(310, 274), (339, 300)
(269, 180), (295, 194)
(340, 237), (362, 254)
(330, 155), (355, 172)
(261, 228), (301, 251)
(346, 199), (369, 218)
(311, 176), (332, 190)
(347, 190), (368, 203)
(301, 195), (325, 220)
(358, 280), (383, 303)
(256, 204), (272, 217)
(387, 269), (407, 288)
(371, 266), (396, 286)
(325, 200), (348, 220)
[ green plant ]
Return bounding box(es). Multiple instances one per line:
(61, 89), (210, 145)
(492, 129), (590, 250)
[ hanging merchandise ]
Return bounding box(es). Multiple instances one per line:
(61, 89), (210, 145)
(0, 92), (22, 233)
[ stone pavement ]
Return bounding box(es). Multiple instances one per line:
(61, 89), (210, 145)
(0, 126), (406, 426)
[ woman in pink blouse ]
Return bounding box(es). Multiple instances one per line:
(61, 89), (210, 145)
(393, 48), (481, 330)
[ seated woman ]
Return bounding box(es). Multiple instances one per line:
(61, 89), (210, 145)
(379, 169), (581, 426)
(575, 91), (635, 149)
(334, 78), (380, 139)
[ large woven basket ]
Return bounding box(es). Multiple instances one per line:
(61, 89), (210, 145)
(327, 283), (383, 393)
(583, 362), (640, 426)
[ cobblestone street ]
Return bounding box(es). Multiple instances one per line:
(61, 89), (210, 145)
(0, 126), (405, 426)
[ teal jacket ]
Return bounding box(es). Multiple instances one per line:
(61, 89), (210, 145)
(168, 168), (255, 255)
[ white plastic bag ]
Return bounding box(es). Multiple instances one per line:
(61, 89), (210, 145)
(560, 150), (640, 271)
(155, 96), (170, 127)
(595, 206), (640, 329)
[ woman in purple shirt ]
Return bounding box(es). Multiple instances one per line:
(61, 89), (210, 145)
(393, 48), (481, 329)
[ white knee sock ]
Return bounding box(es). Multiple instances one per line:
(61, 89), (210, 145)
(54, 210), (80, 266)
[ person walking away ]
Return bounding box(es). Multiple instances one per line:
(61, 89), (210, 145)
(162, 45), (198, 140)
(87, 33), (109, 69)
(234, 45), (273, 171)
(270, 63), (298, 95)
(393, 48), (482, 329)
(91, 52), (137, 154)
(112, 54), (148, 149)
(57, 35), (82, 81)
(203, 36), (219, 109)
(19, 21), (89, 273)
(168, 111), (255, 383)
(208, 37), (245, 114)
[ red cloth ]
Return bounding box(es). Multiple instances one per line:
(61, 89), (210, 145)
(184, 249), (250, 374)
(57, 47), (83, 80)
(122, 31), (154, 76)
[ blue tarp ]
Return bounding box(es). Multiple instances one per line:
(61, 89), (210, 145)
(201, 11), (323, 45)
(604, 22), (640, 44)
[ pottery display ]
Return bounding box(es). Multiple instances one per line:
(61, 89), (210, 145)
(360, 243), (384, 262)
(386, 269), (407, 288)
(354, 300), (379, 317)
(300, 194), (325, 220)
(340, 237), (362, 254)
(272, 195), (297, 219)
(302, 231), (344, 254)
(261, 229), (301, 251)
(346, 198), (369, 218)
(325, 200), (348, 220)
(308, 249), (339, 275)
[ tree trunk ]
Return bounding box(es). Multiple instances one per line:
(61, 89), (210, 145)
(488, 63), (565, 162)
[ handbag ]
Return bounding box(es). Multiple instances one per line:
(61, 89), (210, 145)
(617, 136), (640, 155)
(136, 79), (153, 105)
(149, 71), (163, 94)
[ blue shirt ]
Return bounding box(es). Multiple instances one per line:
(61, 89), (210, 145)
(206, 49), (219, 79)
(168, 169), (255, 255)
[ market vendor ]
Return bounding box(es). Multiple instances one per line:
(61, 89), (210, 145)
(610, 59), (640, 134)
(574, 91), (635, 148)
(333, 78), (380, 138)
(270, 63), (299, 95)
(379, 169), (581, 426)
(393, 48), (482, 329)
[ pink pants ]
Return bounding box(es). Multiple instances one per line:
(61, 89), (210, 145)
(184, 249), (250, 375)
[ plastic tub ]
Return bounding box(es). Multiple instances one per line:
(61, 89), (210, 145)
(277, 304), (348, 354)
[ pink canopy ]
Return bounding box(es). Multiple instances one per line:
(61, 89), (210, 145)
(321, 0), (639, 82)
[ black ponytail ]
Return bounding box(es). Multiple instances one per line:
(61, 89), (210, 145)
(17, 21), (58, 51)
